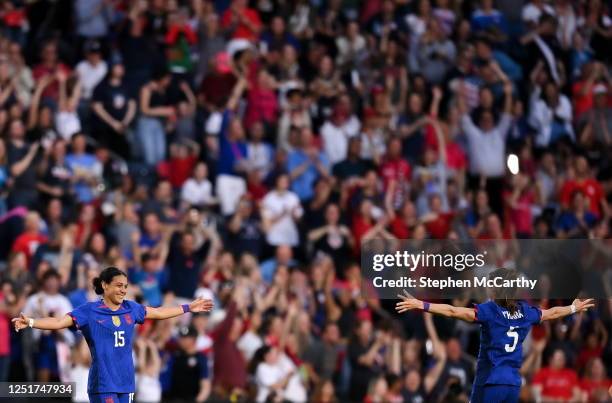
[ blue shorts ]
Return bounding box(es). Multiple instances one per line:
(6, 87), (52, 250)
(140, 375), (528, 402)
(88, 392), (134, 403)
(470, 384), (520, 403)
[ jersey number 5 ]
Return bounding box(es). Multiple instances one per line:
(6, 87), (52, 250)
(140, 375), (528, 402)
(114, 331), (125, 347)
(505, 326), (518, 352)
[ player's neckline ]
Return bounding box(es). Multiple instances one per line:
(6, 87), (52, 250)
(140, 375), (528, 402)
(99, 300), (124, 312)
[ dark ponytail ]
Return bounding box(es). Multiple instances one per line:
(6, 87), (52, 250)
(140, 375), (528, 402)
(248, 345), (272, 375)
(93, 266), (127, 295)
(490, 267), (519, 314)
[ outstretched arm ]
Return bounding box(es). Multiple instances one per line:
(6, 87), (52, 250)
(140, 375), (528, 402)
(12, 312), (74, 332)
(540, 299), (594, 322)
(396, 290), (476, 322)
(145, 298), (214, 320)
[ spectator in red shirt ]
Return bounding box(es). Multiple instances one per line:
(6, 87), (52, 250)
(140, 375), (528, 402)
(580, 357), (612, 403)
(576, 321), (608, 372)
(389, 200), (417, 239)
(505, 173), (538, 238)
(74, 203), (100, 249)
(380, 137), (411, 211)
(163, 141), (199, 189)
(11, 211), (47, 269)
(244, 69), (278, 130)
(532, 349), (582, 402)
(559, 156), (608, 218)
(221, 0), (262, 42)
(421, 194), (454, 239)
(32, 41), (72, 103)
(212, 289), (247, 395)
(572, 61), (607, 119)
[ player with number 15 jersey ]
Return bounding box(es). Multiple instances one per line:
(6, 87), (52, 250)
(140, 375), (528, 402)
(12, 267), (214, 403)
(69, 299), (146, 399)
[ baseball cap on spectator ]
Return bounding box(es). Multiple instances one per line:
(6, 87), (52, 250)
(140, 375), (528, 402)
(227, 39), (254, 59)
(85, 40), (102, 54)
(593, 83), (607, 95)
(178, 325), (198, 338)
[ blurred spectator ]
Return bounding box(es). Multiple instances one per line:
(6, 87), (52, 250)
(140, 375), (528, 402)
(321, 97), (361, 165)
(261, 174), (303, 248)
(75, 41), (107, 104)
(136, 68), (174, 166)
(65, 133), (101, 204)
(7, 119), (40, 208)
(23, 269), (72, 382)
(180, 162), (214, 210)
(580, 357), (612, 402)
(532, 349), (582, 402)
(165, 326), (210, 402)
(90, 60), (136, 160)
(74, 0), (113, 45)
(221, 0), (262, 42)
(11, 211), (46, 268)
(287, 127), (330, 202)
(559, 156), (608, 218)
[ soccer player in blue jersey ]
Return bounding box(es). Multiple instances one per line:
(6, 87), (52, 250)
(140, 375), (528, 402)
(12, 266), (214, 403)
(395, 268), (595, 403)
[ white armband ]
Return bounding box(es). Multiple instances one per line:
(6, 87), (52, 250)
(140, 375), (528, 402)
(28, 318), (34, 328)
(570, 304), (576, 314)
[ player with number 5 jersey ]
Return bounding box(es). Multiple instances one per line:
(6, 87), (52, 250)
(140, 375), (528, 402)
(11, 267), (214, 403)
(396, 268), (595, 403)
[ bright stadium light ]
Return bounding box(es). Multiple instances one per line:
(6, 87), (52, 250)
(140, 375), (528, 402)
(507, 154), (519, 175)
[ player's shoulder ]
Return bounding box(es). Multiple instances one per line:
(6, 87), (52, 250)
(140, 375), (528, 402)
(474, 299), (499, 323)
(73, 300), (97, 312)
(518, 300), (542, 320)
(476, 299), (498, 312)
(122, 299), (142, 310)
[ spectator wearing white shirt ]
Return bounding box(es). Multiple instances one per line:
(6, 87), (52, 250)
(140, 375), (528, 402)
(237, 310), (263, 361)
(181, 162), (215, 209)
(359, 111), (386, 165)
(69, 338), (90, 403)
(261, 173), (303, 247)
(460, 76), (513, 216)
(522, 0), (555, 27)
(321, 98), (361, 165)
(529, 81), (575, 148)
(246, 121), (274, 177)
(253, 345), (306, 403)
(23, 269), (73, 382)
(335, 21), (367, 70)
(75, 41), (107, 101)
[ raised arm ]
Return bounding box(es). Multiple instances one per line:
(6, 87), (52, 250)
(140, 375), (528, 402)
(540, 298), (594, 322)
(396, 290), (476, 322)
(144, 297), (213, 320)
(226, 75), (248, 111)
(12, 312), (74, 332)
(179, 81), (197, 114)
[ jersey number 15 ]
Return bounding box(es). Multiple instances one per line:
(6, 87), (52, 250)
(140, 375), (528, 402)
(114, 331), (125, 347)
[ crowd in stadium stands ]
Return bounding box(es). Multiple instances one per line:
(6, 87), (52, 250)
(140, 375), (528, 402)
(0, 0), (610, 402)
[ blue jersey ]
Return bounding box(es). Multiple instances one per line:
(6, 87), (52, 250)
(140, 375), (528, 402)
(69, 300), (147, 394)
(473, 300), (541, 386)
